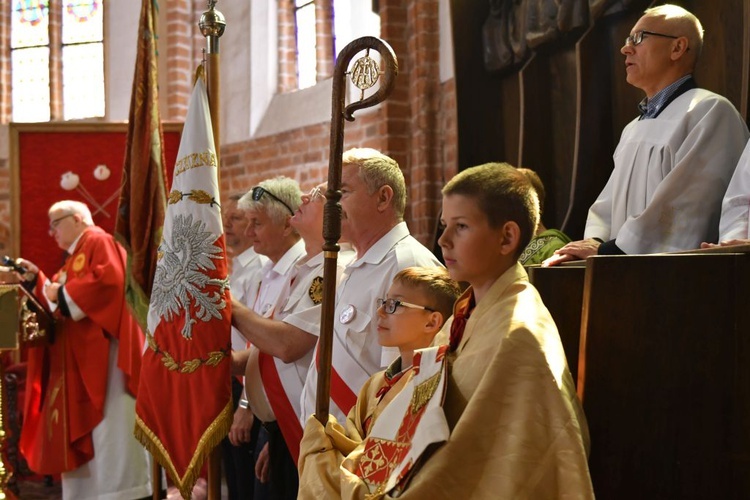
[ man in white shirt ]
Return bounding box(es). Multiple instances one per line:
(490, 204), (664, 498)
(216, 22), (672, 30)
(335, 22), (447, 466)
(234, 177), (305, 500)
(232, 183), (355, 467)
(703, 142), (750, 247)
(221, 193), (268, 500)
(545, 4), (749, 265)
(234, 149), (440, 430)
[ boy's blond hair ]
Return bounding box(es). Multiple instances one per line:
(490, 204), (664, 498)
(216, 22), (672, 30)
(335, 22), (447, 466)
(392, 266), (462, 324)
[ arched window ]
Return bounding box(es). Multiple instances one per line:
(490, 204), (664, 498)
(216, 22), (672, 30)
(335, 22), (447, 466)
(11, 0), (104, 122)
(293, 0), (380, 90)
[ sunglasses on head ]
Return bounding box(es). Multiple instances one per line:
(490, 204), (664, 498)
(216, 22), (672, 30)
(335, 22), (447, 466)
(251, 186), (295, 216)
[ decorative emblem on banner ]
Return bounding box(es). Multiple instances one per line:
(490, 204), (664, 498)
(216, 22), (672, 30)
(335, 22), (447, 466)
(144, 332), (228, 374)
(168, 189), (219, 206)
(150, 213), (229, 339)
(308, 276), (323, 305)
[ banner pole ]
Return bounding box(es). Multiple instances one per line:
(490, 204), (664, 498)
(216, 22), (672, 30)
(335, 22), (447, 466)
(199, 2), (225, 499)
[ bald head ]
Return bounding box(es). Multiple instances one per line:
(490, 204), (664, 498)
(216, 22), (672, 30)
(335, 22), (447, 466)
(643, 4), (703, 67)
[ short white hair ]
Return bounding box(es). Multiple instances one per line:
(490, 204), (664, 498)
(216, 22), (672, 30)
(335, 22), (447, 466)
(49, 200), (94, 226)
(239, 176), (302, 226)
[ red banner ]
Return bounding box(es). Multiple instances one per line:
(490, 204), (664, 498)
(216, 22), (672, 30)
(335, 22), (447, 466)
(134, 70), (232, 498)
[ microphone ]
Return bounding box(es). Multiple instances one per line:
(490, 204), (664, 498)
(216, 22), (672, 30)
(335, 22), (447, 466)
(2, 256), (28, 274)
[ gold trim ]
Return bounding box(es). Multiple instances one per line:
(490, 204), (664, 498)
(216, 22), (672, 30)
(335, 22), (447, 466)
(410, 371), (441, 414)
(134, 398), (233, 499)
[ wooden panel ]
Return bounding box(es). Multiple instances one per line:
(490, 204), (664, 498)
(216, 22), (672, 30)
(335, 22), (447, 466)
(578, 253), (750, 498)
(519, 46), (579, 231)
(527, 264), (586, 383)
(450, 0), (516, 170)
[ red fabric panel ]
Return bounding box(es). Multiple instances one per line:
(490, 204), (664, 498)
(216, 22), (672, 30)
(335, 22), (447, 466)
(17, 128), (180, 276)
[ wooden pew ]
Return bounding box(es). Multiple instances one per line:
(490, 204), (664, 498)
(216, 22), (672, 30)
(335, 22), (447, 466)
(577, 252), (750, 497)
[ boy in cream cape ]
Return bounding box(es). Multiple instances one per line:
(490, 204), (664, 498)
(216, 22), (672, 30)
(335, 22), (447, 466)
(298, 267), (460, 498)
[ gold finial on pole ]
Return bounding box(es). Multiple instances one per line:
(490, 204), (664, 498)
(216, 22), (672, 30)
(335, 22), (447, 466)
(199, 0), (225, 168)
(315, 37), (398, 425)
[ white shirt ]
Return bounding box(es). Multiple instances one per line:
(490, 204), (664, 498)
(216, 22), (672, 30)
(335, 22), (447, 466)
(253, 239), (306, 318)
(585, 88), (749, 253)
(719, 140), (750, 241)
(245, 239), (305, 422)
(229, 246), (268, 351)
(248, 245), (356, 424)
(286, 222), (441, 425)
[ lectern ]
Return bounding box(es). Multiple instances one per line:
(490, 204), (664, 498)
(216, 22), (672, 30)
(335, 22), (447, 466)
(0, 284), (52, 499)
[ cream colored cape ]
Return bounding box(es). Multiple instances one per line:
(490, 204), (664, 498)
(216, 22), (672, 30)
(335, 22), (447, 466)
(298, 358), (412, 499)
(395, 263), (593, 499)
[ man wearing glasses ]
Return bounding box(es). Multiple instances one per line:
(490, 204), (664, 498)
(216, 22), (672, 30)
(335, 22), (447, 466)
(232, 179), (357, 494)
(545, 4), (749, 265)
(12, 200), (152, 499)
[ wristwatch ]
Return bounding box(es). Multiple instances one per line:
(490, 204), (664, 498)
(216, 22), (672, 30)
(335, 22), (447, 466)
(238, 398), (249, 409)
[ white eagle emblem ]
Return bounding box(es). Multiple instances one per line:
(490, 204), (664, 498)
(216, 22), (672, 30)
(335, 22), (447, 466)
(151, 213), (229, 339)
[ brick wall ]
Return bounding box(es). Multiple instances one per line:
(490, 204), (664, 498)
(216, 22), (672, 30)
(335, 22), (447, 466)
(49, 0), (62, 120)
(217, 0), (457, 247)
(315, 0), (334, 81)
(165, 0), (195, 121)
(278, 0), (297, 92)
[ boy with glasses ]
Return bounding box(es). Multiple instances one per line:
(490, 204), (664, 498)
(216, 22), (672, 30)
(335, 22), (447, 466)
(298, 266), (460, 498)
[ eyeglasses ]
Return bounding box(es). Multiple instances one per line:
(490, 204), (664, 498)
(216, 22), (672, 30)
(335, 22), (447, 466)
(377, 298), (434, 315)
(48, 213), (74, 232)
(251, 186), (295, 216)
(625, 30), (679, 47)
(307, 186), (324, 202)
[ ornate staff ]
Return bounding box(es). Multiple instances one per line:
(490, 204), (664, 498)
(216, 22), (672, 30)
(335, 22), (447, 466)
(199, 3), (225, 500)
(316, 37), (398, 424)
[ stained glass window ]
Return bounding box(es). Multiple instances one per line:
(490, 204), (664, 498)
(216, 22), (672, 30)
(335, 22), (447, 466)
(10, 0), (104, 122)
(11, 0), (49, 48)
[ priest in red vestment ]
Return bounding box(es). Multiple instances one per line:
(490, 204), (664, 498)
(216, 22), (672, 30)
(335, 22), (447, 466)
(15, 200), (152, 500)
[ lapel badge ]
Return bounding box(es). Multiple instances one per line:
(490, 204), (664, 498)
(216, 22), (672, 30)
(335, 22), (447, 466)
(340, 304), (356, 324)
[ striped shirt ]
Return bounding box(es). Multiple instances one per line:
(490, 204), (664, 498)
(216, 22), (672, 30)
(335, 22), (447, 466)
(638, 74), (693, 119)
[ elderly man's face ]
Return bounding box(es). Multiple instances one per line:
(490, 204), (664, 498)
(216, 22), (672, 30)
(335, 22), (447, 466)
(244, 208), (289, 263)
(340, 166), (380, 244)
(48, 209), (84, 251)
(223, 200), (252, 253)
(621, 14), (681, 97)
(291, 183), (325, 237)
